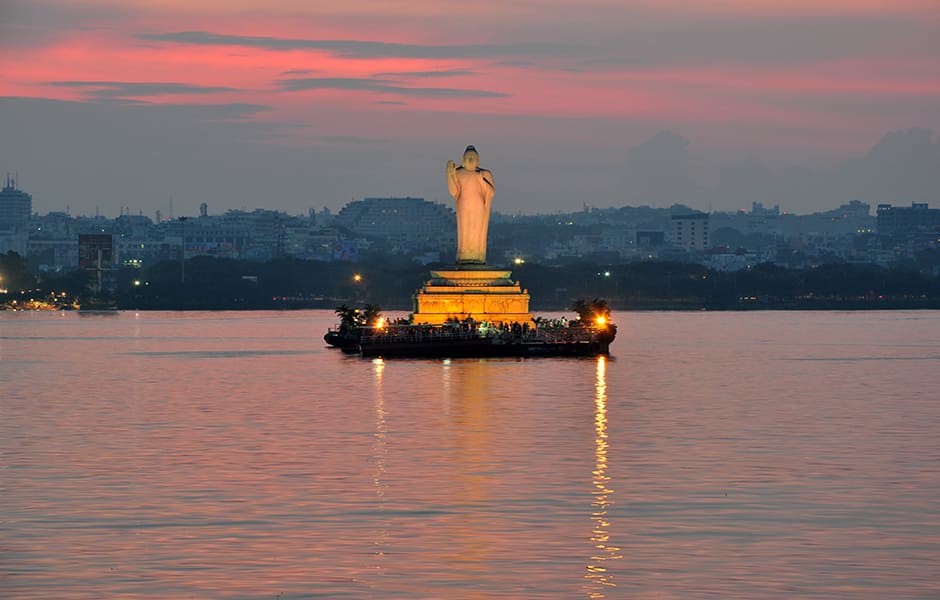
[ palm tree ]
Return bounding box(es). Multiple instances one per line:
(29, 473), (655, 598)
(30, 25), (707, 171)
(571, 298), (592, 323)
(589, 297), (611, 321)
(570, 297), (612, 325)
(334, 304), (359, 329)
(362, 303), (382, 326)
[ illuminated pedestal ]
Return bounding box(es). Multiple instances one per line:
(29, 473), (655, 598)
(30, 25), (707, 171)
(412, 267), (533, 325)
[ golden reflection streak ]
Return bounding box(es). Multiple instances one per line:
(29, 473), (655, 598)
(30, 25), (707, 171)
(371, 358), (388, 574)
(441, 360), (494, 594)
(585, 355), (622, 597)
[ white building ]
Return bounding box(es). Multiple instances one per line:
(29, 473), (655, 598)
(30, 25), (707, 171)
(671, 213), (710, 250)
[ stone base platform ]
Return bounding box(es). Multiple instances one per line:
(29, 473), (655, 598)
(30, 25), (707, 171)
(412, 266), (533, 325)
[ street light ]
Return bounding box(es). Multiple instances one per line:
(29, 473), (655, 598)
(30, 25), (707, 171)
(352, 273), (365, 302)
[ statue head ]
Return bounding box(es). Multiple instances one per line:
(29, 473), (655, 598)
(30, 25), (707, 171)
(462, 145), (480, 169)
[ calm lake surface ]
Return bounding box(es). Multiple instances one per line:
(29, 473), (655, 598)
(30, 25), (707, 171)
(2, 310), (939, 599)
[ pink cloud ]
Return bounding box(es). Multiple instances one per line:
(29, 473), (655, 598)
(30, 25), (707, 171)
(2, 0), (936, 166)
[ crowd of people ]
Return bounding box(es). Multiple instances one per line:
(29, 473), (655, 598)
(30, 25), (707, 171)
(360, 315), (597, 345)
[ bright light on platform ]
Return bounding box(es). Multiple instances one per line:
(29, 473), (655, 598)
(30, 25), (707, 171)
(595, 316), (607, 327)
(353, 273), (363, 283)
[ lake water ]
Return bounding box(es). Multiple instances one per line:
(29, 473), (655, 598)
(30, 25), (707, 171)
(1, 310), (939, 599)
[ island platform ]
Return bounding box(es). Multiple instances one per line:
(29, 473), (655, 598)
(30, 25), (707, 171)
(327, 319), (616, 359)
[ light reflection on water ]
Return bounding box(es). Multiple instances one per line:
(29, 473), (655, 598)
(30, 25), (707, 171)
(371, 357), (388, 581)
(1, 310), (939, 599)
(585, 355), (622, 597)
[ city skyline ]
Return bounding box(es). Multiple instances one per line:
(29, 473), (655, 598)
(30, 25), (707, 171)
(1, 0), (938, 217)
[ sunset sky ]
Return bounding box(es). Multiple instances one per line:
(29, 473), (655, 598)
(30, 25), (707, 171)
(1, 0), (938, 216)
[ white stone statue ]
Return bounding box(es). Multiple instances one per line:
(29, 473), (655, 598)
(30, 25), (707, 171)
(446, 145), (494, 264)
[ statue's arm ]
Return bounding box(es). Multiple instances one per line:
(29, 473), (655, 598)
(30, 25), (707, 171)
(446, 160), (460, 197)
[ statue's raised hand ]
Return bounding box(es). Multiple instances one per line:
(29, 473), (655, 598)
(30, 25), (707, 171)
(446, 160), (457, 174)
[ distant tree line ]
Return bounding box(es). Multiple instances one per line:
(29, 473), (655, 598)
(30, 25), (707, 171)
(2, 250), (939, 311)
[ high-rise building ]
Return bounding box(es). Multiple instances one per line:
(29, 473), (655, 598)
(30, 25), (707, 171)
(0, 175), (32, 232)
(877, 202), (940, 245)
(671, 213), (710, 250)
